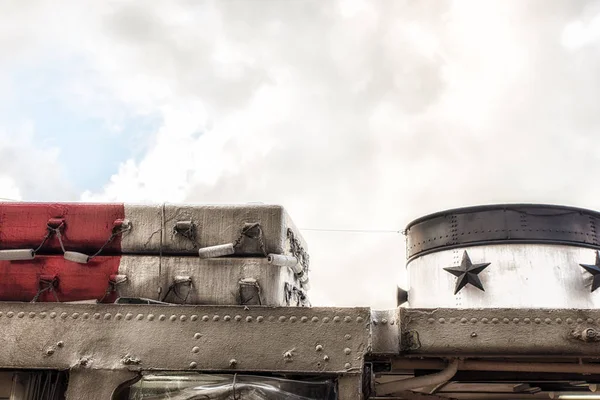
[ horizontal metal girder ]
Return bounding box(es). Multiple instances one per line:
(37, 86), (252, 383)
(401, 308), (600, 356)
(0, 302), (370, 374)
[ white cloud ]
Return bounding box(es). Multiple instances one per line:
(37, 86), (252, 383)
(5, 0), (600, 308)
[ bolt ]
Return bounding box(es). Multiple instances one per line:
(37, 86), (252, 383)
(229, 359), (237, 367)
(45, 348), (55, 356)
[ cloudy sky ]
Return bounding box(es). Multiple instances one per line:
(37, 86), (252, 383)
(2, 0), (600, 309)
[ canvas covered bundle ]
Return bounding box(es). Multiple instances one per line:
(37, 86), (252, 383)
(0, 202), (310, 306)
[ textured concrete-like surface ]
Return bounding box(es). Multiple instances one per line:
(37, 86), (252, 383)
(402, 308), (600, 356)
(0, 303), (370, 374)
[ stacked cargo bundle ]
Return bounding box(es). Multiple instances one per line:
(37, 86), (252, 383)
(0, 203), (310, 306)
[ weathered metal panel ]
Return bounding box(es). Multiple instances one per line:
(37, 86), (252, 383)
(371, 309), (400, 354)
(0, 303), (370, 374)
(402, 308), (600, 356)
(407, 244), (600, 308)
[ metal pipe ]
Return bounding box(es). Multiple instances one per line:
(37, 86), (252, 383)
(392, 358), (600, 374)
(377, 359), (459, 395)
(267, 254), (301, 273)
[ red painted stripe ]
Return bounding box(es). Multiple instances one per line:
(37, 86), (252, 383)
(0, 255), (121, 302)
(0, 202), (125, 255)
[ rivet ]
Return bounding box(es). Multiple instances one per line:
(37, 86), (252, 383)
(191, 315), (198, 321)
(470, 318), (478, 323)
(323, 317), (330, 323)
(16, 312), (24, 319)
(567, 318), (574, 324)
(229, 359), (237, 367)
(503, 318), (510, 324)
(556, 318), (563, 324)
(180, 315), (187, 322)
(28, 312), (36, 319)
(48, 312), (55, 319)
(382, 319), (388, 325)
(40, 312), (47, 319)
(513, 318), (520, 323)
(159, 315), (166, 321)
(333, 316), (341, 322)
(147, 314), (155, 321)
(344, 348), (351, 355)
(284, 351), (293, 359)
(189, 362), (197, 369)
(235, 315), (242, 322)
(491, 318), (499, 324)
(134, 314), (142, 321)
(94, 313), (101, 320)
(115, 313), (123, 320)
(356, 317), (364, 323)
(316, 345), (323, 352)
(524, 318), (531, 324)
(323, 355), (329, 361)
(279, 316), (287, 322)
(290, 316), (297, 323)
(345, 334), (352, 340)
(449, 317), (457, 323)
(46, 348), (54, 356)
(257, 316), (264, 322)
(344, 363), (351, 369)
(344, 316), (352, 323)
(170, 315), (177, 322)
(312, 317), (319, 323)
(194, 333), (202, 339)
(427, 318), (435, 323)
(588, 318), (595, 324)
(438, 318), (445, 324)
(545, 318), (552, 324)
(192, 346), (200, 354)
(57, 341), (64, 348)
(60, 313), (67, 319)
(202, 315), (209, 322)
(125, 313), (133, 321)
(246, 316), (253, 322)
(301, 316), (308, 322)
(535, 318), (541, 324)
(71, 313), (79, 319)
(578, 318), (584, 323)
(471, 332), (478, 338)
(224, 315), (231, 321)
(105, 313), (112, 320)
(461, 318), (468, 323)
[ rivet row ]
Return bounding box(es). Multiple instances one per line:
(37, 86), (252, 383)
(426, 316), (600, 325)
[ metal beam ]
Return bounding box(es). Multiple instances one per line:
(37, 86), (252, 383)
(401, 308), (600, 356)
(0, 303), (370, 374)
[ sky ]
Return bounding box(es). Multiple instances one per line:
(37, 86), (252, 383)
(2, 0), (600, 309)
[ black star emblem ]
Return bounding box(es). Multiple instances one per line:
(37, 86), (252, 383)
(579, 251), (600, 292)
(444, 251), (491, 295)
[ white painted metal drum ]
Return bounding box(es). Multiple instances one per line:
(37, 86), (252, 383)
(403, 204), (600, 308)
(407, 243), (600, 308)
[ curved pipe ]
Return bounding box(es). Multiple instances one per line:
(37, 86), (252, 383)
(376, 359), (459, 396)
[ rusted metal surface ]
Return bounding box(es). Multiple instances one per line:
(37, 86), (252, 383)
(401, 308), (600, 356)
(0, 303), (370, 374)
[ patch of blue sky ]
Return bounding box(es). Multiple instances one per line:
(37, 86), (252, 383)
(2, 58), (162, 194)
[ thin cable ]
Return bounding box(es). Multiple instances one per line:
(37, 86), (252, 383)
(300, 228), (401, 233)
